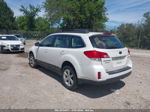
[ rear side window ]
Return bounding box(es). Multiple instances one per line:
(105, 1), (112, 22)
(54, 35), (70, 48)
(71, 36), (85, 48)
(53, 35), (85, 48)
(89, 35), (124, 49)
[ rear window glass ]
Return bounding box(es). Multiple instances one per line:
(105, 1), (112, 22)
(15, 35), (22, 38)
(89, 35), (124, 49)
(0, 36), (18, 41)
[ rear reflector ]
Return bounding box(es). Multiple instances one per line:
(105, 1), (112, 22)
(84, 50), (110, 59)
(98, 72), (101, 79)
(128, 49), (131, 55)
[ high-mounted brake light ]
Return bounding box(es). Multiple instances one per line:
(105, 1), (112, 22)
(103, 32), (112, 36)
(84, 50), (110, 59)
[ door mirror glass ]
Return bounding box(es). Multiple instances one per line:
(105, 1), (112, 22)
(35, 42), (40, 46)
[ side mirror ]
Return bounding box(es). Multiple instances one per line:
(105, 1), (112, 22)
(35, 42), (40, 46)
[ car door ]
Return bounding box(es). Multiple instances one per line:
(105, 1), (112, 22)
(36, 35), (55, 63)
(45, 35), (70, 68)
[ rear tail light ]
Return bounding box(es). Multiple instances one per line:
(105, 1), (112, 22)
(84, 50), (110, 60)
(128, 49), (130, 55)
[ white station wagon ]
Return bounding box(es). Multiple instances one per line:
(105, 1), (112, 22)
(29, 30), (132, 90)
(0, 35), (25, 53)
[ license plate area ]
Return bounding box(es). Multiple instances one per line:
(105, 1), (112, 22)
(11, 46), (20, 50)
(101, 58), (112, 68)
(112, 59), (126, 67)
(12, 48), (19, 50)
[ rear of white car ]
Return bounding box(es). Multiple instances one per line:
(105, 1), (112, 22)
(77, 33), (132, 83)
(28, 31), (132, 90)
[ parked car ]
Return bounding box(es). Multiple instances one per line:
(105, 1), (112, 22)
(0, 35), (25, 53)
(28, 30), (132, 90)
(14, 34), (26, 45)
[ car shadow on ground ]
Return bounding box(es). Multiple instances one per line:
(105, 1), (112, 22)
(75, 81), (125, 98)
(38, 67), (62, 84)
(38, 67), (125, 98)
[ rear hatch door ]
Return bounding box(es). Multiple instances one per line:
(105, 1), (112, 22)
(89, 35), (129, 71)
(96, 48), (128, 71)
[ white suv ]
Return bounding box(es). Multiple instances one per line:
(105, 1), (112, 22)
(28, 31), (132, 90)
(0, 35), (25, 53)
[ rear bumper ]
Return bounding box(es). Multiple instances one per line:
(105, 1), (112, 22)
(78, 71), (132, 85)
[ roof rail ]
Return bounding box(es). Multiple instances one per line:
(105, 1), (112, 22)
(55, 29), (89, 33)
(54, 29), (104, 33)
(56, 29), (100, 33)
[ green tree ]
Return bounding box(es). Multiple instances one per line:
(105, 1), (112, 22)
(44, 0), (107, 30)
(117, 24), (138, 47)
(20, 4), (40, 31)
(141, 12), (150, 49)
(116, 12), (150, 49)
(0, 0), (16, 30)
(35, 17), (50, 32)
(16, 16), (27, 30)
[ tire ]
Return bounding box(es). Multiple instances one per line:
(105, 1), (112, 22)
(29, 53), (38, 68)
(62, 66), (78, 90)
(0, 46), (1, 53)
(0, 46), (3, 53)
